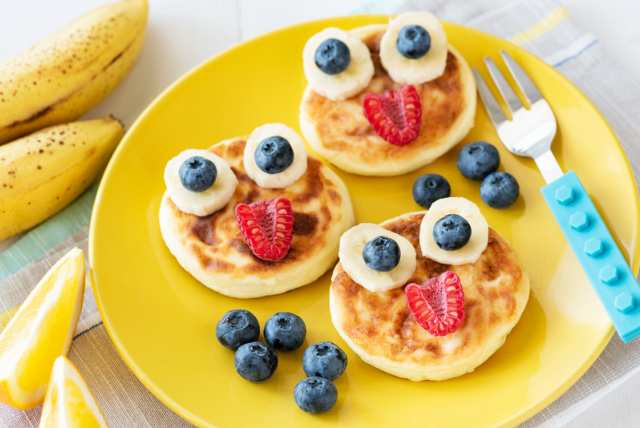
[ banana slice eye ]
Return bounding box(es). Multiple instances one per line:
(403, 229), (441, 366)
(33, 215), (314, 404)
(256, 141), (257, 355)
(303, 28), (374, 100)
(419, 197), (488, 265)
(165, 149), (238, 216)
(339, 223), (416, 292)
(243, 123), (308, 189)
(380, 12), (448, 85)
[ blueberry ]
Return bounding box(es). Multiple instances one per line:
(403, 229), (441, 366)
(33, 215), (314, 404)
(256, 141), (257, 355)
(362, 236), (400, 272)
(457, 142), (500, 180)
(179, 156), (217, 192)
(302, 342), (347, 381)
(294, 377), (337, 414)
(264, 312), (306, 351)
(255, 136), (294, 174)
(412, 174), (451, 208)
(480, 171), (520, 208)
(234, 341), (278, 382)
(216, 309), (260, 351)
(433, 214), (471, 250)
(396, 24), (431, 59)
(314, 38), (350, 75)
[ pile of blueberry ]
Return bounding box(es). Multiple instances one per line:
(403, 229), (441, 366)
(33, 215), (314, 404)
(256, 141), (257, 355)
(412, 141), (520, 209)
(216, 309), (347, 414)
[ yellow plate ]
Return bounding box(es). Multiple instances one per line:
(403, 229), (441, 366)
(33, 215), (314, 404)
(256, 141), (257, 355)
(90, 16), (640, 428)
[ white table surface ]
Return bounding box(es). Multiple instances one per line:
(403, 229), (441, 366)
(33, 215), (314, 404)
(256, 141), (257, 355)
(2, 1), (640, 426)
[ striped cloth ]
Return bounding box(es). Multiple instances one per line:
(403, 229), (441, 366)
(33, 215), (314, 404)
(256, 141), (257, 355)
(2, 0), (640, 426)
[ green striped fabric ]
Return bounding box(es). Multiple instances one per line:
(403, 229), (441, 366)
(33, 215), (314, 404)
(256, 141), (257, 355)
(0, 185), (97, 280)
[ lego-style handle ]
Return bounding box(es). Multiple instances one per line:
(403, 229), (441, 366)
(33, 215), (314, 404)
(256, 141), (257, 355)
(542, 171), (640, 343)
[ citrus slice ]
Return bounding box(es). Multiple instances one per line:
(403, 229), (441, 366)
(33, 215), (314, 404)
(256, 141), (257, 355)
(39, 356), (107, 428)
(0, 248), (85, 409)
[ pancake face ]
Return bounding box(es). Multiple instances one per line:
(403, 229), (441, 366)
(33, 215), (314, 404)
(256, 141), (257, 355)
(330, 213), (529, 381)
(160, 138), (354, 298)
(300, 25), (477, 176)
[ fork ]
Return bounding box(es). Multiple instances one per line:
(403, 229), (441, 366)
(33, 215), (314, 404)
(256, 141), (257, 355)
(474, 51), (640, 343)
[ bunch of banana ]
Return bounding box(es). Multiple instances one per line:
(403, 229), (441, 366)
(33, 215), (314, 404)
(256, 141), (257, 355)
(0, 118), (124, 240)
(0, 0), (148, 240)
(0, 0), (148, 144)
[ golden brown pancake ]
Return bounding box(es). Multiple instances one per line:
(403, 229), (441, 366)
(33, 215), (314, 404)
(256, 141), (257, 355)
(330, 212), (529, 380)
(160, 138), (354, 298)
(300, 25), (476, 176)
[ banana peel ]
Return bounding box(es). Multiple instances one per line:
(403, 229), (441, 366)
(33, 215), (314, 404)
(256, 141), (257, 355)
(0, 0), (148, 144)
(0, 118), (124, 240)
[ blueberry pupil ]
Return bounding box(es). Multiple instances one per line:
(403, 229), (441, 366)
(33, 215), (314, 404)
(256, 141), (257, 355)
(396, 24), (431, 59)
(433, 214), (472, 251)
(255, 136), (294, 174)
(362, 236), (400, 272)
(179, 155), (217, 192)
(314, 38), (351, 75)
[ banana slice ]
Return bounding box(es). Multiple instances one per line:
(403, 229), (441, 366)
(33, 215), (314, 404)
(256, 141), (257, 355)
(380, 12), (448, 85)
(419, 197), (488, 265)
(303, 28), (374, 100)
(164, 149), (237, 216)
(339, 223), (416, 292)
(243, 123), (308, 189)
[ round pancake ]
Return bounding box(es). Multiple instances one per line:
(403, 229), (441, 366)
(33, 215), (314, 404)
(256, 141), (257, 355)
(160, 138), (355, 298)
(300, 24), (477, 176)
(330, 212), (529, 381)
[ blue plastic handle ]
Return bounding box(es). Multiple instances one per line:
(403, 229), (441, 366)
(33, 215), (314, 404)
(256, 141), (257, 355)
(542, 171), (640, 343)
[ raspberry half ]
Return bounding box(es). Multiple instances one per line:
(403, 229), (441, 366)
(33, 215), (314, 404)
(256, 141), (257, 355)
(235, 197), (294, 262)
(362, 85), (422, 146)
(405, 271), (465, 336)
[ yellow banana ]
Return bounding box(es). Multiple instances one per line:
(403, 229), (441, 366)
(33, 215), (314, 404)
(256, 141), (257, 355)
(0, 0), (148, 144)
(0, 118), (124, 240)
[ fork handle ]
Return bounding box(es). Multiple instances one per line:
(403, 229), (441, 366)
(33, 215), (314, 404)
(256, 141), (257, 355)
(542, 171), (640, 343)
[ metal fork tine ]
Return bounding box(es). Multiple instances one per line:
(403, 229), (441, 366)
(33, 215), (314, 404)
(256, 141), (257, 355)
(472, 69), (508, 127)
(500, 51), (542, 104)
(484, 57), (523, 114)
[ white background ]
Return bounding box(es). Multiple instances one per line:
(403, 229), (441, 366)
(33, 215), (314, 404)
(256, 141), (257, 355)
(1, 0), (639, 131)
(2, 1), (640, 426)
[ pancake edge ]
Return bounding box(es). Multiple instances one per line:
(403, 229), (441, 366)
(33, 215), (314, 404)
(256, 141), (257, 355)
(159, 154), (355, 299)
(299, 39), (477, 176)
(329, 212), (530, 381)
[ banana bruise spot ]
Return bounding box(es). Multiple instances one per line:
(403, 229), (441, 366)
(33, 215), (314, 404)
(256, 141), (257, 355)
(7, 105), (54, 129)
(4, 37), (138, 131)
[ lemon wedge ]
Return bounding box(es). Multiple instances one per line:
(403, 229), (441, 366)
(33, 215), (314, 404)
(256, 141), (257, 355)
(39, 356), (107, 428)
(0, 248), (85, 409)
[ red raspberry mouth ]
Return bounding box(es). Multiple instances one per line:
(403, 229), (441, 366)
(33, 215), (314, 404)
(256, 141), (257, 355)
(362, 85), (422, 146)
(405, 271), (465, 336)
(235, 197), (294, 262)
